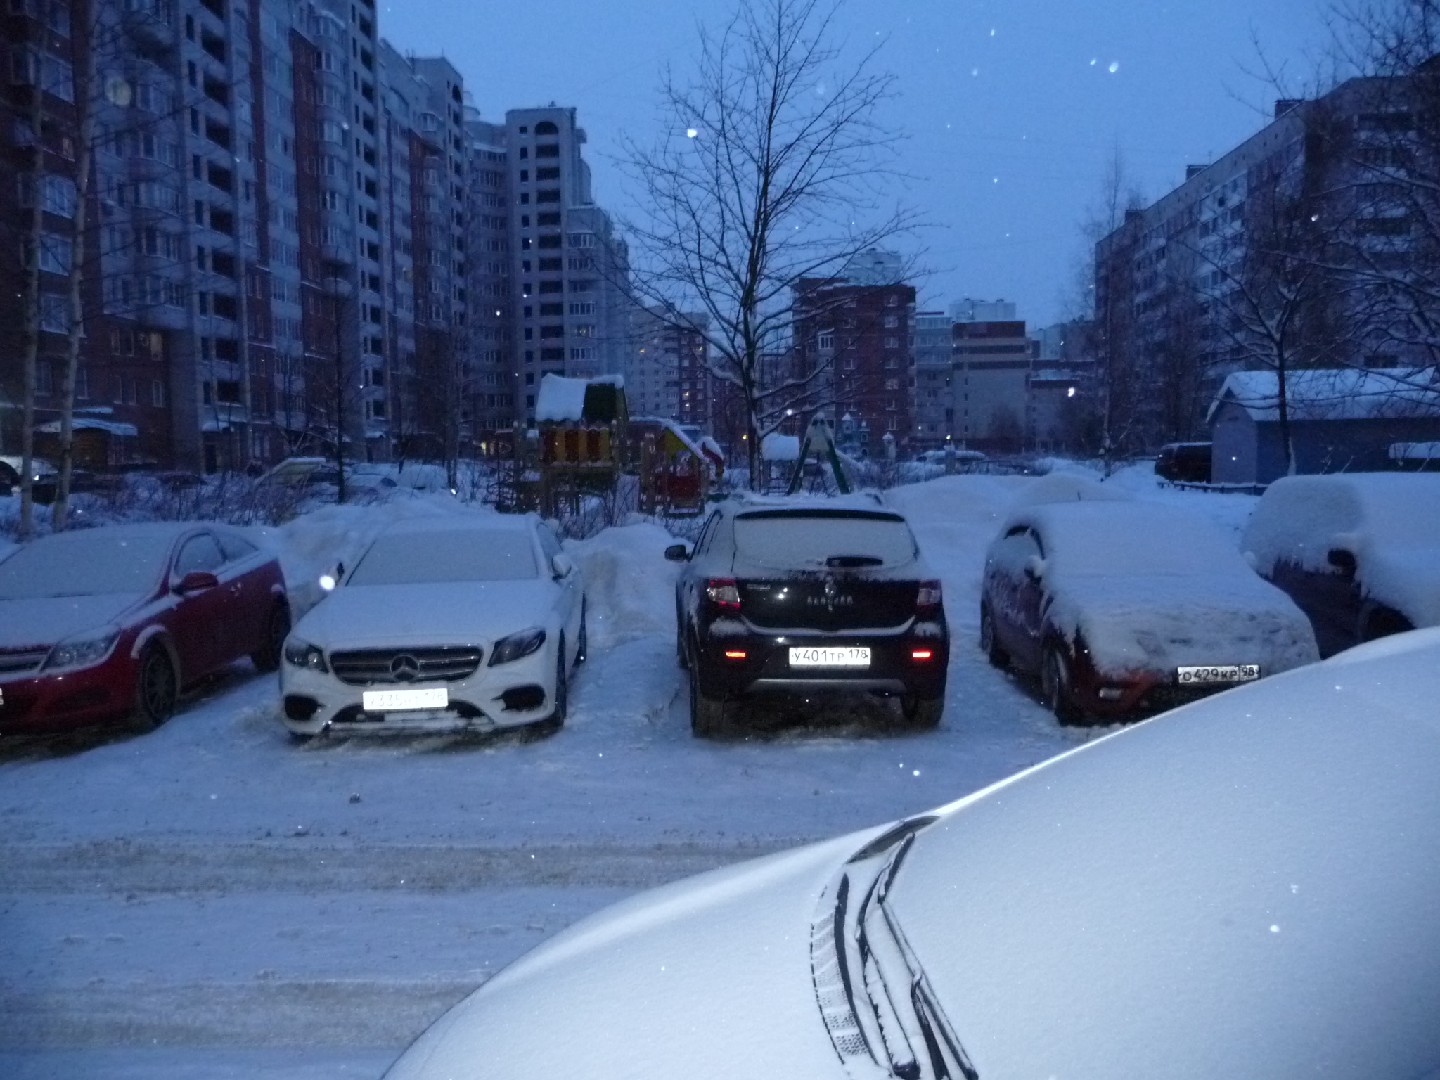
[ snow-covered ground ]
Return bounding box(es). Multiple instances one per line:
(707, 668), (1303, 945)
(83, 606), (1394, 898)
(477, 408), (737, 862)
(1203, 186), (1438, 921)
(0, 463), (1264, 1079)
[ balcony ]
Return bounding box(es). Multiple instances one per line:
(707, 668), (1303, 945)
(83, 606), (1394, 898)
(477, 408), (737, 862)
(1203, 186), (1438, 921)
(122, 0), (177, 51)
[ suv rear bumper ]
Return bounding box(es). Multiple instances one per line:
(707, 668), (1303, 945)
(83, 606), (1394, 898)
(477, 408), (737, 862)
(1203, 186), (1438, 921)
(694, 630), (948, 700)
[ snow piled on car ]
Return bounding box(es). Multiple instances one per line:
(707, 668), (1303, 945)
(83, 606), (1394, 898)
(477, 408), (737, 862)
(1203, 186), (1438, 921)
(1009, 501), (1318, 678)
(1242, 473), (1440, 628)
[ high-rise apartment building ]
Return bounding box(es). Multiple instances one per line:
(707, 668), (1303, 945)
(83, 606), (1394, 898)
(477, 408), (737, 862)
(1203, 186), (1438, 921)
(793, 274), (917, 456)
(502, 106), (630, 422)
(951, 318), (1031, 450)
(1, 3), (637, 470)
(912, 310), (952, 449)
(626, 306), (709, 424)
(463, 112), (514, 443)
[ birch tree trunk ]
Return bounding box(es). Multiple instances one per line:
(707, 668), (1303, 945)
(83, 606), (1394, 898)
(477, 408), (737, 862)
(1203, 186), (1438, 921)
(51, 0), (98, 532)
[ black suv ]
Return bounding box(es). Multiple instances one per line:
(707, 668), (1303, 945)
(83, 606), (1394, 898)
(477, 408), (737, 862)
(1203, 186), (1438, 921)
(1154, 442), (1212, 484)
(665, 497), (949, 736)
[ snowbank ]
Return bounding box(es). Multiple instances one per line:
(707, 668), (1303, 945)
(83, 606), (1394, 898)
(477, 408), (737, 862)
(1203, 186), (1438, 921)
(565, 522), (681, 648)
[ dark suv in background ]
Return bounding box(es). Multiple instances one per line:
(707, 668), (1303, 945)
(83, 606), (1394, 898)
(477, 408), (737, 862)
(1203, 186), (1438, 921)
(1154, 442), (1213, 484)
(665, 496), (948, 736)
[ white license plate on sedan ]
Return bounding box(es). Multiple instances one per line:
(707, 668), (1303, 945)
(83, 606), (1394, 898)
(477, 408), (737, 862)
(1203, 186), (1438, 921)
(362, 687), (449, 711)
(1177, 664), (1260, 685)
(789, 646), (871, 668)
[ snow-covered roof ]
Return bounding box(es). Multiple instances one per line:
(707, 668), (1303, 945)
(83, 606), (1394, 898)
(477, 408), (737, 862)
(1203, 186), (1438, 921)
(699, 435), (724, 462)
(760, 433), (800, 461)
(36, 418), (138, 437)
(632, 416), (704, 459)
(535, 373), (625, 423)
(1391, 442), (1440, 461)
(1208, 367), (1440, 424)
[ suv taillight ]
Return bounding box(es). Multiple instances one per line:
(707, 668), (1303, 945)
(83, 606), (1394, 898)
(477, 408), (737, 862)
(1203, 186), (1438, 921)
(916, 579), (943, 615)
(705, 578), (741, 611)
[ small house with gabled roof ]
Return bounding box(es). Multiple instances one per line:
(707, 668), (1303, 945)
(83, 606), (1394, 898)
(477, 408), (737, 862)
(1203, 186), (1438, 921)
(1208, 367), (1440, 485)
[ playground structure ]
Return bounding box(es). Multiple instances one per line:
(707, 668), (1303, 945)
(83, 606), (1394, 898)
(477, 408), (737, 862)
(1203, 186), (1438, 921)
(631, 417), (724, 515)
(497, 375), (628, 517)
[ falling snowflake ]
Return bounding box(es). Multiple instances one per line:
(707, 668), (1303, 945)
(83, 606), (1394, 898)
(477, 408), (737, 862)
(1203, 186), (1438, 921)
(1109, 61), (1120, 73)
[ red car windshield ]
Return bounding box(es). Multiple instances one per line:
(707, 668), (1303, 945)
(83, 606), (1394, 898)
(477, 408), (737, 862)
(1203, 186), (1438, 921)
(0, 533), (173, 599)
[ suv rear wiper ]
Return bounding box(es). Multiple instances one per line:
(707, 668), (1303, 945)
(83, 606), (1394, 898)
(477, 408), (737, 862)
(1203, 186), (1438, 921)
(826, 555), (885, 568)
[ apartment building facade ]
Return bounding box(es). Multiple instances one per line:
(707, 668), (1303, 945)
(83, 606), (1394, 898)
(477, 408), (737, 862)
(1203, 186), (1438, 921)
(3, 2), (633, 472)
(625, 306), (709, 425)
(503, 106), (630, 423)
(792, 275), (917, 457)
(1094, 75), (1432, 449)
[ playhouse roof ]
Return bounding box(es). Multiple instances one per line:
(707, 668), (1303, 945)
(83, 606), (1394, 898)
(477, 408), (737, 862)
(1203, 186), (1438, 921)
(535, 374), (626, 424)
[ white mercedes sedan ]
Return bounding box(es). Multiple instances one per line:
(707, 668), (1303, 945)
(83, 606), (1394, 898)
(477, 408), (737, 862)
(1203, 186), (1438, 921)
(279, 514), (585, 740)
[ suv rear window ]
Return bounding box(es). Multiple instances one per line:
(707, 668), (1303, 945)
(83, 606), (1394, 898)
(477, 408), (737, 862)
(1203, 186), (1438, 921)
(733, 511), (917, 570)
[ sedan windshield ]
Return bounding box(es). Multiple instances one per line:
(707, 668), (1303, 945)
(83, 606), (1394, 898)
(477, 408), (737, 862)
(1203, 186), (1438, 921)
(0, 532), (173, 599)
(346, 529), (538, 585)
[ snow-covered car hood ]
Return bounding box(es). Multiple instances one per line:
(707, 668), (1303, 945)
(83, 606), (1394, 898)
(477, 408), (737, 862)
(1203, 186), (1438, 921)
(1360, 543), (1440, 628)
(292, 580), (557, 649)
(1051, 572), (1318, 676)
(0, 594), (138, 651)
(382, 829), (873, 1080)
(386, 630), (1440, 1080)
(889, 631), (1440, 1078)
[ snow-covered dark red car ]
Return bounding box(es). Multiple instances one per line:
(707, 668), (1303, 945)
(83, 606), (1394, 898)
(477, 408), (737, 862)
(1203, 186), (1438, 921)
(0, 522), (290, 735)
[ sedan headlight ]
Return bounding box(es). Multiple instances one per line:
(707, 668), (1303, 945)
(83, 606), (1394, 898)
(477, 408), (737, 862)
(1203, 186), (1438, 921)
(43, 627), (121, 672)
(283, 638), (328, 673)
(489, 627), (546, 666)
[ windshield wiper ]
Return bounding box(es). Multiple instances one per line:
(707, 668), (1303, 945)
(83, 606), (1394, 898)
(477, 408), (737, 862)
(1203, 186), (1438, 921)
(813, 817), (978, 1080)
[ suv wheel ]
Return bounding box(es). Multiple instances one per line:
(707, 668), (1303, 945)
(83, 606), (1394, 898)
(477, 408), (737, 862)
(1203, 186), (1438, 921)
(687, 645), (726, 738)
(900, 692), (944, 730)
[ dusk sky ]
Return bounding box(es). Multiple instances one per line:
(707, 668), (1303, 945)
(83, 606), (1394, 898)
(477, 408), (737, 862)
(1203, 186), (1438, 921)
(382, 1), (1334, 328)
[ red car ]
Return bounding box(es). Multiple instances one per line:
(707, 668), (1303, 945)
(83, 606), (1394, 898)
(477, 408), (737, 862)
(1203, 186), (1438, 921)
(0, 522), (290, 734)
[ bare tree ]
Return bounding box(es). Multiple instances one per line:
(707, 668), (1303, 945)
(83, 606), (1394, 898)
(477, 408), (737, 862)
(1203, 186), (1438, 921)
(1187, 151), (1375, 474)
(1084, 147), (1149, 470)
(619, 0), (920, 485)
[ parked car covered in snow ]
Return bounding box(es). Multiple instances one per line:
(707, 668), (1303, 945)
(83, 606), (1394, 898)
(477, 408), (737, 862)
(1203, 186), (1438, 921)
(980, 501), (1317, 722)
(666, 495), (948, 735)
(1242, 472), (1440, 656)
(280, 514), (585, 740)
(0, 523), (290, 734)
(382, 628), (1440, 1080)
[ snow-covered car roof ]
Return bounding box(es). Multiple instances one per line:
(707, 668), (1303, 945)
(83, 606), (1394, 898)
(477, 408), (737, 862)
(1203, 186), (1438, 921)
(1243, 472), (1440, 628)
(1001, 499), (1241, 575)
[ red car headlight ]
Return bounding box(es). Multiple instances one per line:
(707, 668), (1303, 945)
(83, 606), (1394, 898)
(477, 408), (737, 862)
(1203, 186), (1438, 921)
(43, 628), (121, 672)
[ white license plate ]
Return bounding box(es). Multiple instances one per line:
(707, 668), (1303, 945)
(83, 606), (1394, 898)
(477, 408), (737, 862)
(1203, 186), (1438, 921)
(362, 687), (449, 711)
(1177, 664), (1260, 685)
(789, 647), (871, 668)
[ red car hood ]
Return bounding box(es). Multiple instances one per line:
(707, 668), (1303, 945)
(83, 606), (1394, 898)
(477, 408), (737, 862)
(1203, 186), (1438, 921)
(0, 593), (139, 651)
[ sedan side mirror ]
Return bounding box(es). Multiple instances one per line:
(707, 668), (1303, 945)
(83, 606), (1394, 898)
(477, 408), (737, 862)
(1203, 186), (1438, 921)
(175, 570), (219, 595)
(664, 543), (691, 562)
(1023, 555), (1047, 583)
(551, 553), (575, 580)
(1327, 548), (1357, 579)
